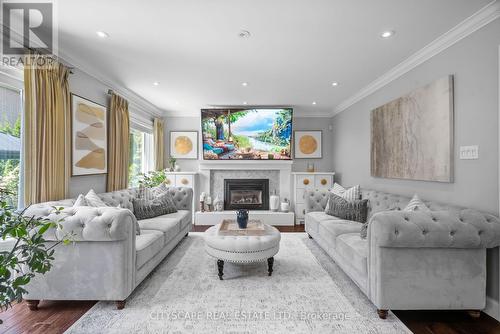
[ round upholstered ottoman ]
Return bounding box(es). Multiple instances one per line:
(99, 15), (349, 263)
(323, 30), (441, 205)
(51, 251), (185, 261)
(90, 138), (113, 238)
(204, 223), (281, 280)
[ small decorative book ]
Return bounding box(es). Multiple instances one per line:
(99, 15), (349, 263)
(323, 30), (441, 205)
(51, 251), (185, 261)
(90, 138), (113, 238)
(218, 219), (265, 236)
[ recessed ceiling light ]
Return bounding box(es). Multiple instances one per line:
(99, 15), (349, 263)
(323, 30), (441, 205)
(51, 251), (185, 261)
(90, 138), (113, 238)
(238, 30), (251, 38)
(153, 82), (159, 86)
(241, 82), (248, 87)
(312, 101), (317, 105)
(96, 31), (109, 38)
(243, 101), (248, 105)
(380, 30), (395, 39)
(331, 82), (339, 87)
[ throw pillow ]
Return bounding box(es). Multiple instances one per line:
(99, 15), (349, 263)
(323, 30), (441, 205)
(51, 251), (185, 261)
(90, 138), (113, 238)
(73, 194), (88, 207)
(324, 193), (368, 224)
(85, 189), (107, 207)
(133, 191), (178, 220)
(404, 194), (430, 212)
(330, 183), (361, 202)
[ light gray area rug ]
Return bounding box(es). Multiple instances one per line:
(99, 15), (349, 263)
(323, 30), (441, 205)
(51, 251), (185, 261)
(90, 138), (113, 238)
(66, 233), (411, 333)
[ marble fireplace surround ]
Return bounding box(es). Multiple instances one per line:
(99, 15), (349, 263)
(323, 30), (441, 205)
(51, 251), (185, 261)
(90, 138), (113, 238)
(198, 161), (293, 206)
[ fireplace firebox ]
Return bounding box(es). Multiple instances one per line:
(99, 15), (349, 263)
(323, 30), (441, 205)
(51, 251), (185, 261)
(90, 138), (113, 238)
(224, 179), (269, 210)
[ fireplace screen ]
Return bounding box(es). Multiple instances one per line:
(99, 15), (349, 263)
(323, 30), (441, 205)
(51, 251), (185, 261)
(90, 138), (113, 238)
(224, 179), (269, 210)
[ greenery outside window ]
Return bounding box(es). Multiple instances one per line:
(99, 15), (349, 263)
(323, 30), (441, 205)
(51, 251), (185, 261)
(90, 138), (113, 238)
(0, 84), (22, 207)
(128, 129), (153, 188)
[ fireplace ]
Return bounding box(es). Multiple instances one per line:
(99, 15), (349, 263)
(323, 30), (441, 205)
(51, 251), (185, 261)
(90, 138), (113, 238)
(224, 179), (269, 210)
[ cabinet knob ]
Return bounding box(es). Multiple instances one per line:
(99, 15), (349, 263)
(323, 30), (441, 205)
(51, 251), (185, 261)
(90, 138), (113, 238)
(303, 179), (310, 185)
(181, 178), (189, 185)
(321, 178), (327, 185)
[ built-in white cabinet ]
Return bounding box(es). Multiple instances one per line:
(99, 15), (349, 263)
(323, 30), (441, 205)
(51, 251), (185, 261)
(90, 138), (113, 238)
(292, 172), (335, 225)
(164, 172), (198, 218)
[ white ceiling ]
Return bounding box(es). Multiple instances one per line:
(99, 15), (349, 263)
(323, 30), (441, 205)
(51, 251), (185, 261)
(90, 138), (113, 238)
(56, 0), (492, 117)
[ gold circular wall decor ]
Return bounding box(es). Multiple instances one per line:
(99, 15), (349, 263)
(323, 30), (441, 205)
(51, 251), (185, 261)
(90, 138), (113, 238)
(303, 179), (310, 185)
(299, 135), (318, 154)
(321, 178), (327, 185)
(174, 136), (193, 155)
(181, 178), (189, 185)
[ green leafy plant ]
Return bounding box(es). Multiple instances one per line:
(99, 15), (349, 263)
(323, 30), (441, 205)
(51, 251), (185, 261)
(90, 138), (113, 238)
(0, 189), (71, 323)
(138, 170), (167, 188)
(168, 156), (177, 171)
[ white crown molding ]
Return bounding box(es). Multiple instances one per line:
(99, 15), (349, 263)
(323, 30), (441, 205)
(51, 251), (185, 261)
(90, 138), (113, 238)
(333, 0), (500, 116)
(57, 49), (164, 119)
(1, 23), (164, 118)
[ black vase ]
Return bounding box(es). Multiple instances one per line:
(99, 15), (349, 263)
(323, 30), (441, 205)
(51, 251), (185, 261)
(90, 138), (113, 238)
(236, 209), (249, 229)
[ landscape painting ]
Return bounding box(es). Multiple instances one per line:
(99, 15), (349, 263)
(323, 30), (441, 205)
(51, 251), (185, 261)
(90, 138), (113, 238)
(201, 108), (293, 160)
(371, 75), (454, 182)
(71, 94), (107, 176)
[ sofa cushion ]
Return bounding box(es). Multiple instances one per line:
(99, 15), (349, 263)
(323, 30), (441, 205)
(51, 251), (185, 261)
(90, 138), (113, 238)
(336, 232), (368, 275)
(318, 220), (362, 246)
(138, 210), (190, 244)
(135, 230), (164, 269)
(404, 194), (430, 212)
(308, 211), (344, 222)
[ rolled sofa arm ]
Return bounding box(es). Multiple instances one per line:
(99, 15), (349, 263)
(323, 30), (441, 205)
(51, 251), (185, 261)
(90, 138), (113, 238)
(23, 206), (136, 242)
(305, 189), (330, 213)
(369, 210), (500, 249)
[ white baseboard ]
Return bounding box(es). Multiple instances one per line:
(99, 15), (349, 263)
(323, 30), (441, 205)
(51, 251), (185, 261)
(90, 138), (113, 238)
(484, 296), (499, 320)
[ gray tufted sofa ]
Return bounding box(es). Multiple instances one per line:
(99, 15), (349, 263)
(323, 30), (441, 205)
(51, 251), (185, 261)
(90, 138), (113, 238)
(305, 188), (500, 319)
(21, 187), (193, 310)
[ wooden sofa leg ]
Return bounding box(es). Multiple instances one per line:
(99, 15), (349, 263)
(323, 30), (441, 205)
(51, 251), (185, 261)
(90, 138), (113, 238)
(377, 309), (388, 319)
(467, 310), (481, 318)
(308, 234), (313, 239)
(26, 300), (40, 311)
(115, 300), (126, 310)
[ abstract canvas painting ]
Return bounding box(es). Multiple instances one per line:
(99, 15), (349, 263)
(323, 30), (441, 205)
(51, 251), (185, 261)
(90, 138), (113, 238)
(371, 75), (454, 182)
(294, 130), (322, 158)
(170, 131), (198, 159)
(71, 94), (107, 176)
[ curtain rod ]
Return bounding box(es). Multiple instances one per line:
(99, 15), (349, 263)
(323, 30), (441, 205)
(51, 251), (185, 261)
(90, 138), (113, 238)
(26, 47), (75, 73)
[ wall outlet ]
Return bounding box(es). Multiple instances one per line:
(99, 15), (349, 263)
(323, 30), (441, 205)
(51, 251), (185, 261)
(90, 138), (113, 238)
(459, 145), (479, 160)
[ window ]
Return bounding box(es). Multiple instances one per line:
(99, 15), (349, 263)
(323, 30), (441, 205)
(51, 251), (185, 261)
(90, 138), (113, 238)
(0, 84), (22, 207)
(128, 129), (153, 188)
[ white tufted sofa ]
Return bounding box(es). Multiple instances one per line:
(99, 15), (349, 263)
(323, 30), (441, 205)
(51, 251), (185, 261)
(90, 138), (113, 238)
(305, 188), (500, 319)
(21, 187), (193, 310)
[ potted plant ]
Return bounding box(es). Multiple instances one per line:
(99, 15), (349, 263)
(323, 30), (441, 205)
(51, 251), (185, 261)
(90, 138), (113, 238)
(138, 170), (167, 188)
(168, 156), (177, 172)
(0, 189), (71, 323)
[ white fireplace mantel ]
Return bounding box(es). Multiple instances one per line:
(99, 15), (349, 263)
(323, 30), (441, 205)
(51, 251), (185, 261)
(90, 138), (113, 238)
(198, 160), (293, 171)
(197, 160), (293, 206)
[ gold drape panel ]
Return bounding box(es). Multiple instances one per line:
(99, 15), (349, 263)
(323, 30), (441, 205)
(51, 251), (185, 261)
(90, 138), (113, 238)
(23, 56), (71, 205)
(153, 118), (164, 170)
(107, 93), (130, 192)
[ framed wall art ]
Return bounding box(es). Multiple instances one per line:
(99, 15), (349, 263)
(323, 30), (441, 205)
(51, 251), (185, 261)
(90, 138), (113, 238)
(170, 131), (198, 159)
(71, 94), (107, 176)
(294, 130), (322, 159)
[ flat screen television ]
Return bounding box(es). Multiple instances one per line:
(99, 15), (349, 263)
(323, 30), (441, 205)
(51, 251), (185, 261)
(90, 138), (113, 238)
(201, 108), (293, 160)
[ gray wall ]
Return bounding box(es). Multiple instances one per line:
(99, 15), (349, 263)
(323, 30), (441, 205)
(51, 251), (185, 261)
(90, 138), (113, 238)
(68, 69), (110, 197)
(331, 20), (500, 300)
(163, 115), (334, 172)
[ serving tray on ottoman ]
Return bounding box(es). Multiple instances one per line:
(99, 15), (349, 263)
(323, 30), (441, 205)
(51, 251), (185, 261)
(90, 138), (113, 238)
(218, 219), (265, 236)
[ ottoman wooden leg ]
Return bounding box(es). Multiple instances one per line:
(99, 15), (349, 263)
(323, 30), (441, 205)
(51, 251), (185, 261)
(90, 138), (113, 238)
(267, 257), (274, 276)
(217, 260), (224, 280)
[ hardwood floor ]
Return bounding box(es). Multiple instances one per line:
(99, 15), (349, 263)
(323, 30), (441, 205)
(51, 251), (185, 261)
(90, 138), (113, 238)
(2, 226), (499, 334)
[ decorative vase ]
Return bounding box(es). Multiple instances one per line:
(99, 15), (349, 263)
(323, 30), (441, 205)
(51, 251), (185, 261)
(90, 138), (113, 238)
(174, 165), (181, 172)
(269, 192), (280, 212)
(307, 163), (315, 172)
(236, 209), (249, 229)
(281, 199), (290, 213)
